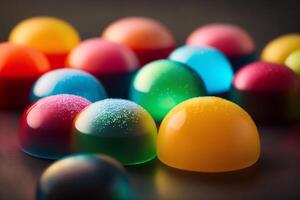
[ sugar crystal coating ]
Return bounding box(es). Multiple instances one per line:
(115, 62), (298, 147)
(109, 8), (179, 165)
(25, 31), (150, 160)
(73, 99), (157, 165)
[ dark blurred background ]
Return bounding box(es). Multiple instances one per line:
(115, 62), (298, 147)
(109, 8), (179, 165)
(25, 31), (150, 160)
(0, 0), (299, 53)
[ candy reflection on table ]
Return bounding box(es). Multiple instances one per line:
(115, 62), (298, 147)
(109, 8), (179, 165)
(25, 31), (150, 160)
(68, 38), (139, 98)
(9, 16), (80, 69)
(19, 94), (91, 159)
(73, 99), (157, 165)
(102, 17), (176, 65)
(130, 59), (206, 122)
(0, 43), (50, 109)
(31, 68), (107, 102)
(169, 45), (234, 95)
(157, 97), (260, 172)
(37, 154), (135, 200)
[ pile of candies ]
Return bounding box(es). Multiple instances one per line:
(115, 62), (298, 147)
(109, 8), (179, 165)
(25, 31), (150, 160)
(1, 15), (300, 199)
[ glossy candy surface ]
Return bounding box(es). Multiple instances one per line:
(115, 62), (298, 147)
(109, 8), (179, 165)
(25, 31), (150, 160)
(102, 17), (176, 65)
(186, 23), (255, 70)
(231, 62), (300, 124)
(285, 49), (300, 76)
(261, 34), (300, 64)
(130, 60), (206, 122)
(37, 154), (134, 200)
(73, 99), (157, 165)
(9, 16), (80, 68)
(169, 45), (234, 94)
(0, 43), (50, 109)
(19, 95), (91, 159)
(157, 97), (260, 172)
(68, 38), (139, 97)
(31, 69), (107, 102)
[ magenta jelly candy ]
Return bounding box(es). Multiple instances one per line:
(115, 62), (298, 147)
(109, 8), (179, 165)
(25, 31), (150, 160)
(19, 94), (91, 159)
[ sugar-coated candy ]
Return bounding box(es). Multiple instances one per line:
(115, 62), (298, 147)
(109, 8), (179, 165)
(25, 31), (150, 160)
(186, 23), (256, 71)
(0, 43), (50, 109)
(261, 34), (300, 64)
(37, 154), (135, 200)
(19, 94), (91, 159)
(31, 69), (107, 102)
(169, 45), (234, 94)
(9, 16), (80, 68)
(157, 97), (260, 172)
(230, 61), (300, 124)
(102, 17), (176, 65)
(73, 99), (157, 165)
(129, 59), (206, 122)
(68, 38), (139, 98)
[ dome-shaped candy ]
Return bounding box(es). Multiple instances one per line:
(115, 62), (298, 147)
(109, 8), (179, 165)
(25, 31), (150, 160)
(73, 99), (157, 165)
(0, 43), (50, 108)
(285, 49), (300, 76)
(129, 60), (206, 122)
(230, 62), (300, 124)
(169, 45), (234, 94)
(31, 69), (107, 102)
(102, 17), (176, 65)
(9, 16), (80, 68)
(261, 34), (300, 64)
(19, 94), (91, 159)
(68, 38), (139, 98)
(157, 97), (260, 172)
(186, 23), (256, 71)
(37, 154), (134, 200)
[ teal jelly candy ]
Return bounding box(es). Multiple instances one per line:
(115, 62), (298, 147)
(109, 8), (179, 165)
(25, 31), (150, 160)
(36, 154), (135, 200)
(129, 59), (206, 122)
(72, 99), (157, 165)
(31, 69), (107, 102)
(285, 49), (300, 76)
(169, 45), (234, 94)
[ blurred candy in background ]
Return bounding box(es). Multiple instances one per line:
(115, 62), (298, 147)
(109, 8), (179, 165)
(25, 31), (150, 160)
(9, 16), (80, 69)
(230, 62), (300, 124)
(169, 45), (234, 95)
(68, 38), (139, 98)
(102, 17), (176, 65)
(186, 23), (256, 71)
(261, 34), (300, 64)
(37, 154), (135, 200)
(0, 43), (50, 109)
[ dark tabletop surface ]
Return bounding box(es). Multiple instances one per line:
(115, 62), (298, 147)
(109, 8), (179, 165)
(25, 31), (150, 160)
(0, 0), (300, 199)
(1, 111), (300, 200)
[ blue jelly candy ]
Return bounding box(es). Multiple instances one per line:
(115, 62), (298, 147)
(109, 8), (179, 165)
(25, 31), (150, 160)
(169, 45), (234, 94)
(31, 68), (107, 102)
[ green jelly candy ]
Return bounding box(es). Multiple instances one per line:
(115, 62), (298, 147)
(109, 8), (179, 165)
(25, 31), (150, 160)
(285, 49), (300, 76)
(73, 99), (157, 165)
(129, 59), (206, 122)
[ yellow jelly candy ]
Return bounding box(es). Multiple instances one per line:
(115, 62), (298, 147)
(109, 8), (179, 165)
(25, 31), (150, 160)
(261, 34), (300, 64)
(9, 16), (80, 68)
(157, 97), (260, 172)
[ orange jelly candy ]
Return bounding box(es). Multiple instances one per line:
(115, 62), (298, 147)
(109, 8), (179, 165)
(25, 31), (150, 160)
(9, 16), (80, 68)
(102, 17), (176, 65)
(157, 97), (260, 172)
(0, 43), (50, 108)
